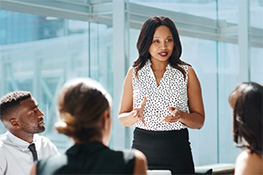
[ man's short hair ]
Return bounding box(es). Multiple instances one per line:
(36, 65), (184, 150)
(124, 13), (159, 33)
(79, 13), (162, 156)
(0, 91), (31, 121)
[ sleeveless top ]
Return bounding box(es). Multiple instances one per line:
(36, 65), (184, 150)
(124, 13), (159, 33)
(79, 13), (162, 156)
(132, 60), (189, 131)
(37, 142), (135, 175)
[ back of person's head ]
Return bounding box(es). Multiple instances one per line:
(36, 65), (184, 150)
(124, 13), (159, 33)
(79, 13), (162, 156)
(0, 91), (31, 122)
(56, 78), (112, 144)
(229, 82), (263, 156)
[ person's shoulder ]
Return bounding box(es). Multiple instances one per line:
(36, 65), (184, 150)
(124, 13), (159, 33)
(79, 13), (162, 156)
(39, 153), (66, 165)
(235, 151), (263, 174)
(236, 150), (262, 163)
(187, 65), (199, 80)
(35, 134), (56, 144)
(133, 149), (147, 174)
(35, 134), (59, 152)
(109, 148), (136, 161)
(37, 154), (67, 174)
(0, 132), (8, 141)
(177, 63), (189, 68)
(128, 66), (134, 71)
(34, 134), (51, 143)
(236, 151), (250, 164)
(0, 132), (10, 147)
(117, 149), (146, 165)
(186, 65), (195, 73)
(127, 67), (134, 74)
(0, 140), (3, 150)
(241, 151), (263, 164)
(0, 140), (7, 167)
(124, 67), (134, 81)
(133, 149), (147, 163)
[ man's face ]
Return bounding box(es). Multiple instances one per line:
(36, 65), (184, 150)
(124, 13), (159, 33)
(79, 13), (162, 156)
(17, 97), (45, 134)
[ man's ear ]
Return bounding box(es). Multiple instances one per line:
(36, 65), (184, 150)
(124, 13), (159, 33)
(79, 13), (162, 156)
(9, 118), (20, 129)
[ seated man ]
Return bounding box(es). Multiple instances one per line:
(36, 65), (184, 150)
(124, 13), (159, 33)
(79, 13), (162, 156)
(0, 91), (59, 175)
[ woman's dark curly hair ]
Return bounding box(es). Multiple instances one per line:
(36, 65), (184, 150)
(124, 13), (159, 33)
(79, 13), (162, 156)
(229, 82), (263, 156)
(133, 16), (190, 79)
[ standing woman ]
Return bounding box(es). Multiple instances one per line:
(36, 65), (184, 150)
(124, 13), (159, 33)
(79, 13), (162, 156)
(118, 16), (205, 174)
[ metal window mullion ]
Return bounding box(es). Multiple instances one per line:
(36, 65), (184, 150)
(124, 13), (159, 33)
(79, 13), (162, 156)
(112, 0), (129, 149)
(238, 0), (250, 82)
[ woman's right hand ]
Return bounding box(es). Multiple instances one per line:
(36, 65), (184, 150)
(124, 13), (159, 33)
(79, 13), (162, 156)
(118, 68), (147, 127)
(131, 96), (147, 126)
(118, 96), (147, 127)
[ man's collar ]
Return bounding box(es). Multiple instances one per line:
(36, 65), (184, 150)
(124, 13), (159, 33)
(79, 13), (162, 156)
(7, 131), (34, 151)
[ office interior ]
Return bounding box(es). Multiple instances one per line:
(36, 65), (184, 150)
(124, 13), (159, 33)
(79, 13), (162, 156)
(0, 0), (262, 167)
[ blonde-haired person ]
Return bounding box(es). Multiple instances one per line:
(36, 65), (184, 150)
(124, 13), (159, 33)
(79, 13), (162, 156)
(229, 82), (263, 175)
(30, 78), (147, 175)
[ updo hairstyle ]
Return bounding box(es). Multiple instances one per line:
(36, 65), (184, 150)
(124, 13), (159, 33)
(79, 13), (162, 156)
(56, 78), (111, 142)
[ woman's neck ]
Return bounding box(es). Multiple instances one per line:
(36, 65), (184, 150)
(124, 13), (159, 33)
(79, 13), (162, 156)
(150, 59), (168, 71)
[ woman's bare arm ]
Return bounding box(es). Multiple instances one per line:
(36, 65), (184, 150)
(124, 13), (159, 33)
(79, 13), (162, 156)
(118, 68), (146, 126)
(163, 66), (205, 129)
(133, 150), (148, 175)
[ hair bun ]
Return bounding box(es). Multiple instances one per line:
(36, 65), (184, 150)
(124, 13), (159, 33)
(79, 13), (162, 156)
(56, 112), (81, 137)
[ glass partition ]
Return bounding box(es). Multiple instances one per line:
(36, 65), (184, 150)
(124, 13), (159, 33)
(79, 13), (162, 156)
(129, 0), (217, 19)
(181, 36), (218, 165)
(250, 0), (263, 28)
(0, 0), (262, 166)
(250, 0), (263, 84)
(250, 47), (263, 84)
(218, 0), (239, 23)
(0, 10), (113, 152)
(217, 42), (241, 163)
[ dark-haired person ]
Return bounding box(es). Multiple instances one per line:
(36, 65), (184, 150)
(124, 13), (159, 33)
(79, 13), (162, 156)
(229, 82), (263, 175)
(30, 78), (148, 175)
(0, 91), (59, 175)
(118, 16), (205, 174)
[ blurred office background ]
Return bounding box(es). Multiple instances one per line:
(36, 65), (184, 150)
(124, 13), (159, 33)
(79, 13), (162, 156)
(0, 0), (262, 166)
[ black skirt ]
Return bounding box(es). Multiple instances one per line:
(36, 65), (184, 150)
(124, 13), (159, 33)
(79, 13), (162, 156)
(132, 128), (194, 175)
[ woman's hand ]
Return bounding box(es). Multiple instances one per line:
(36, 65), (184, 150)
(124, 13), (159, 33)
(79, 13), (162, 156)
(118, 68), (149, 127)
(132, 96), (147, 126)
(161, 106), (182, 123)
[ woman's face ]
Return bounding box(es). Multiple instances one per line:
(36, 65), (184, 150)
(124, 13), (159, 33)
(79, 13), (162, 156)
(149, 25), (174, 63)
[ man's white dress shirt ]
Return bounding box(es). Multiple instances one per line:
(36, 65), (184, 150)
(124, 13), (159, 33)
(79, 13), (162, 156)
(0, 131), (59, 175)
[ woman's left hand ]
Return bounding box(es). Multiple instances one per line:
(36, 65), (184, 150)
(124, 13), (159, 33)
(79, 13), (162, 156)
(161, 106), (182, 123)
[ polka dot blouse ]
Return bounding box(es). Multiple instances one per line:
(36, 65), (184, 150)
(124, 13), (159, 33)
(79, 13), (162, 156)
(132, 60), (189, 131)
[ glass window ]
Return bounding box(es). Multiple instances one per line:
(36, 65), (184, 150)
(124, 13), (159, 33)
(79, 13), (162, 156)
(250, 0), (263, 85)
(218, 0), (239, 23)
(129, 0), (217, 19)
(0, 10), (113, 152)
(218, 42), (241, 163)
(0, 0), (262, 167)
(250, 47), (263, 84)
(250, 0), (263, 28)
(181, 36), (218, 165)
